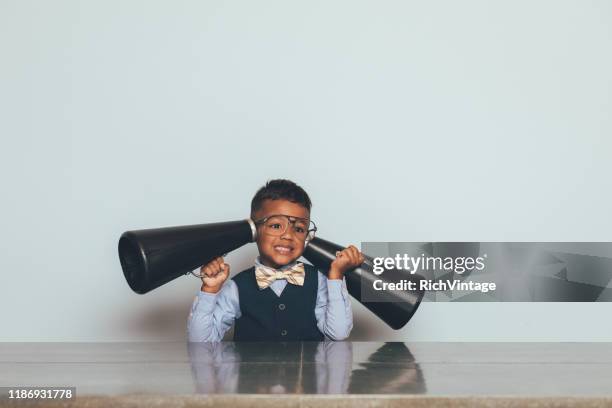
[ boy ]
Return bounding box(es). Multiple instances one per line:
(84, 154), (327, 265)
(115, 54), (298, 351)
(187, 179), (364, 341)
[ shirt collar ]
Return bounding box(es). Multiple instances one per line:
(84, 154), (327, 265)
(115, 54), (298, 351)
(255, 256), (299, 272)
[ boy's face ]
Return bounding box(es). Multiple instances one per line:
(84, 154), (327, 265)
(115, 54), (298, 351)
(252, 199), (310, 269)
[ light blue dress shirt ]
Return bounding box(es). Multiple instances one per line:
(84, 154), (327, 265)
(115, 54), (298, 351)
(187, 258), (353, 342)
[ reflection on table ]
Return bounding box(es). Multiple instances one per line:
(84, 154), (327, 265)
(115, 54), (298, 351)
(187, 341), (426, 395)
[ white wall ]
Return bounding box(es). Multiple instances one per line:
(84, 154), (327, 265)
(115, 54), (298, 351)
(1, 0), (611, 341)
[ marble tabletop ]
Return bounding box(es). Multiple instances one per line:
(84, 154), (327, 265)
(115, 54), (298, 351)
(1, 342), (612, 406)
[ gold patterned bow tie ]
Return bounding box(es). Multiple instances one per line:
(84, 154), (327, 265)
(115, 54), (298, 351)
(255, 262), (305, 289)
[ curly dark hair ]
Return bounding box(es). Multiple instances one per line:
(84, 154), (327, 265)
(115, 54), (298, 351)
(251, 179), (312, 216)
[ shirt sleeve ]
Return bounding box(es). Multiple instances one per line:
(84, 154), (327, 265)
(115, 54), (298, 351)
(314, 271), (353, 340)
(187, 279), (241, 342)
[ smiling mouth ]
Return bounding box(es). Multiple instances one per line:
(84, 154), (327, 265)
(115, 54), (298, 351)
(274, 245), (294, 255)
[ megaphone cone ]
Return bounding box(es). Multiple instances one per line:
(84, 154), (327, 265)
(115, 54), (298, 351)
(118, 219), (256, 294)
(303, 237), (424, 330)
(118, 220), (424, 329)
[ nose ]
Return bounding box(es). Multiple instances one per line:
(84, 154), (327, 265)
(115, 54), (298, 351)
(280, 226), (296, 240)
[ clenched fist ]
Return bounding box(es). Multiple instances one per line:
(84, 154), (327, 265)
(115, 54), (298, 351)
(328, 245), (365, 280)
(200, 257), (230, 294)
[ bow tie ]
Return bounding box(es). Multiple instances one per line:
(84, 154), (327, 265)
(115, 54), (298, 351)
(255, 262), (305, 289)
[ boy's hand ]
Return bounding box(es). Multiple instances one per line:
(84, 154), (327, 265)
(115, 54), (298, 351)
(329, 245), (365, 280)
(200, 257), (230, 294)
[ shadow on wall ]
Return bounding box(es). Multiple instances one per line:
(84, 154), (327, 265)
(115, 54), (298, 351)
(115, 294), (194, 341)
(347, 302), (400, 341)
(113, 247), (257, 341)
(114, 286), (399, 341)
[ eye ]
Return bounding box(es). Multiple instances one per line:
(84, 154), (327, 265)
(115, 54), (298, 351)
(269, 223), (282, 230)
(294, 226), (305, 234)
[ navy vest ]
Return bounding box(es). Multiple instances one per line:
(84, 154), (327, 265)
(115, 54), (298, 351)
(232, 263), (324, 341)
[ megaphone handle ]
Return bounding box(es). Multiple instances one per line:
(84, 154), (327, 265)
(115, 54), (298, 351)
(335, 250), (374, 267)
(187, 269), (203, 278)
(185, 252), (230, 279)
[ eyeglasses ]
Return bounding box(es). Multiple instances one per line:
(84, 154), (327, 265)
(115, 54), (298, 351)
(254, 214), (317, 241)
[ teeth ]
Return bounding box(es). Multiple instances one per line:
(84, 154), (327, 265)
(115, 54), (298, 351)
(275, 246), (292, 253)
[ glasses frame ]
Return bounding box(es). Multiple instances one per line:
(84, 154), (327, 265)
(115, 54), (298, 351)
(253, 214), (318, 242)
